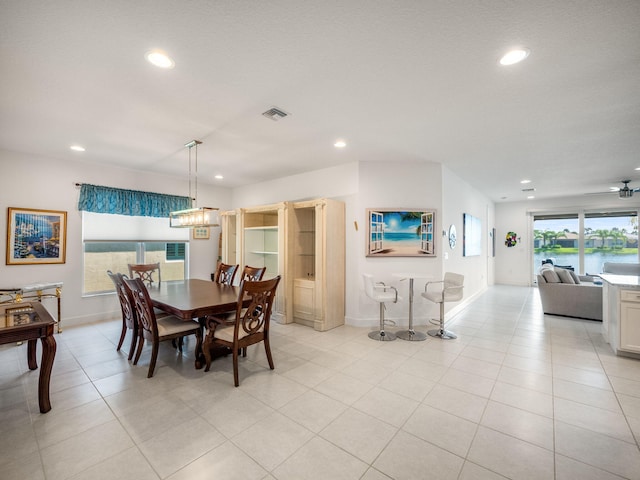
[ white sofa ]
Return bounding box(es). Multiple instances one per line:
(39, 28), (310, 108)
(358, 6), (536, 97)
(537, 266), (603, 321)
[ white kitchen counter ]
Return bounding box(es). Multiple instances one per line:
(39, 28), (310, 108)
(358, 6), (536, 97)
(600, 274), (640, 358)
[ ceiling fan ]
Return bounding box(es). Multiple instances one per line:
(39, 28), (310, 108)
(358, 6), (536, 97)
(586, 180), (640, 198)
(615, 180), (639, 198)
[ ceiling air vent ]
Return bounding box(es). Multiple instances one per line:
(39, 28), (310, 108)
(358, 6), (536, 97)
(521, 188), (536, 192)
(262, 107), (289, 121)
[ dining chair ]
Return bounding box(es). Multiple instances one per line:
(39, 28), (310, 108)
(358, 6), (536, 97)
(128, 262), (161, 288)
(211, 262), (239, 285)
(239, 265), (266, 282)
(107, 270), (138, 360)
(205, 265), (268, 337)
(422, 272), (464, 339)
(203, 275), (281, 386)
(123, 277), (202, 378)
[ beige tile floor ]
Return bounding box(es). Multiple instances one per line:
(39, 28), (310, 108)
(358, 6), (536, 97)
(2, 285), (640, 480)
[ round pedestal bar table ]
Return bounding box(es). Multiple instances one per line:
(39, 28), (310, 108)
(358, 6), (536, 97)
(392, 273), (432, 341)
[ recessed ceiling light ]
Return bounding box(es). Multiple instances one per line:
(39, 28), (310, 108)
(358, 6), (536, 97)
(214, 175), (223, 180)
(334, 140), (347, 148)
(145, 50), (175, 69)
(527, 195), (535, 199)
(70, 145), (85, 152)
(499, 48), (530, 66)
(520, 179), (531, 184)
(635, 167), (640, 171)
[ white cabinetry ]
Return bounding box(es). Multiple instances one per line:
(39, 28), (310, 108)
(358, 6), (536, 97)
(244, 226), (279, 276)
(220, 210), (238, 266)
(601, 275), (640, 357)
(221, 199), (345, 331)
(289, 199), (345, 331)
(620, 289), (640, 353)
(239, 203), (288, 322)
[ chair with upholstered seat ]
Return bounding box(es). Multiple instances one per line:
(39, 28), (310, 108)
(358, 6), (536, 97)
(211, 262), (239, 285)
(363, 273), (398, 341)
(207, 265), (266, 322)
(123, 277), (202, 378)
(203, 276), (281, 386)
(128, 263), (161, 288)
(206, 265), (268, 359)
(107, 271), (138, 360)
(422, 272), (464, 339)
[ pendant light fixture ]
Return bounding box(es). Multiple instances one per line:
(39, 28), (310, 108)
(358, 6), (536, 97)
(169, 140), (220, 228)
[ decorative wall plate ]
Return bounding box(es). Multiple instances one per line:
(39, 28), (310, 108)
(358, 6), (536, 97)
(448, 224), (457, 249)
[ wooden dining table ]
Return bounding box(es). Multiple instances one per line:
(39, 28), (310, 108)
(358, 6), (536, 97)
(148, 279), (246, 368)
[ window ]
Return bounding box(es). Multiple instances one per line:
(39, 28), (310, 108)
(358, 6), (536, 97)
(166, 242), (186, 261)
(82, 212), (189, 295)
(584, 212), (638, 274)
(533, 210), (638, 277)
(533, 214), (579, 272)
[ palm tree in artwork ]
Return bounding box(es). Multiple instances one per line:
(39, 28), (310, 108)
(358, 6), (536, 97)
(399, 212), (423, 237)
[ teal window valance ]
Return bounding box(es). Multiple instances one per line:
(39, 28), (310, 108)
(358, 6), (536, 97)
(78, 184), (192, 218)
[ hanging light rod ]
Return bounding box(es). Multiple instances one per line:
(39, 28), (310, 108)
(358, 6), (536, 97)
(169, 139), (220, 228)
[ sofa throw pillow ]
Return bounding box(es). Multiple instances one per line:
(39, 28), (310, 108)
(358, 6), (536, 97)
(556, 268), (575, 284)
(542, 269), (561, 283)
(568, 270), (581, 284)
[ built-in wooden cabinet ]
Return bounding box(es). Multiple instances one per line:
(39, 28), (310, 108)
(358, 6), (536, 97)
(288, 199), (345, 331)
(220, 199), (344, 330)
(219, 203), (287, 321)
(220, 210), (237, 266)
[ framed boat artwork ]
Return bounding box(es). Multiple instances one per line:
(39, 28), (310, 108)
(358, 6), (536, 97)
(6, 207), (67, 265)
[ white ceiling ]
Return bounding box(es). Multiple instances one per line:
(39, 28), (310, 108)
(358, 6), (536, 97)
(1, 1), (639, 202)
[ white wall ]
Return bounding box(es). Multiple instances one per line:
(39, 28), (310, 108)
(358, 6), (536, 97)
(232, 163), (359, 207)
(355, 161), (444, 327)
(495, 195), (640, 285)
(0, 149), (231, 326)
(232, 159), (494, 328)
(441, 166), (495, 298)
(1, 149), (497, 329)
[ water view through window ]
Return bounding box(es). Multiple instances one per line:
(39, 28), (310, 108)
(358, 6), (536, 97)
(533, 212), (638, 276)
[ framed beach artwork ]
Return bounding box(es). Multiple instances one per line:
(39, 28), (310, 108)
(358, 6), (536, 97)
(366, 208), (436, 257)
(6, 207), (67, 265)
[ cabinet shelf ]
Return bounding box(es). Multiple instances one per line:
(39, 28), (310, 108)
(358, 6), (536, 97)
(222, 199), (343, 331)
(245, 226), (278, 231)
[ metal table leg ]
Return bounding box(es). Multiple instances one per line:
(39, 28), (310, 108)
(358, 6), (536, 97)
(396, 278), (427, 341)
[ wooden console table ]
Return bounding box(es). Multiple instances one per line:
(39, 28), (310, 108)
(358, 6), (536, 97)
(0, 302), (57, 413)
(0, 281), (62, 333)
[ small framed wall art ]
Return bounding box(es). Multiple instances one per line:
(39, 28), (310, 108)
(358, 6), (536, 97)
(192, 226), (210, 240)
